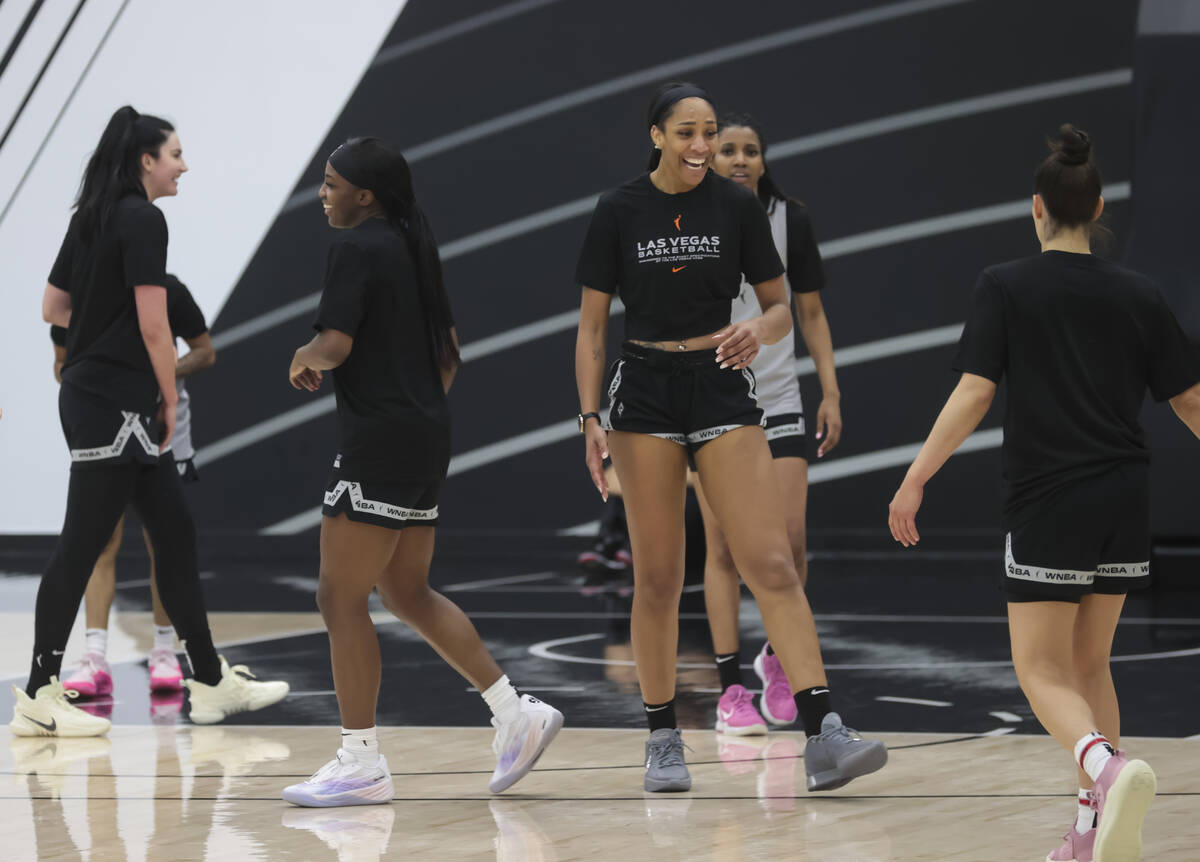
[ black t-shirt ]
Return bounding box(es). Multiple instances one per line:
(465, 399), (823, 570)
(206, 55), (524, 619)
(574, 171), (784, 341)
(954, 251), (1200, 521)
(48, 195), (169, 415)
(51, 275), (206, 348)
(779, 199), (826, 294)
(314, 218), (453, 483)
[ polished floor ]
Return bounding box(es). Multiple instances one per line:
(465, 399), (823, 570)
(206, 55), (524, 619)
(1, 540), (1198, 859)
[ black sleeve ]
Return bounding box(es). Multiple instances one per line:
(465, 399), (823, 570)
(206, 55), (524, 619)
(314, 240), (372, 336)
(785, 200), (827, 294)
(952, 271), (1007, 382)
(119, 203), (168, 289)
(165, 275), (208, 340)
(1146, 288), (1200, 401)
(48, 228), (73, 291)
(574, 196), (620, 294)
(50, 325), (67, 347)
(740, 191), (785, 286)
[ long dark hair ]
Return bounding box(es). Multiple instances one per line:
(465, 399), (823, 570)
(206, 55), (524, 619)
(74, 106), (173, 238)
(718, 112), (797, 212)
(1034, 123), (1104, 242)
(338, 137), (460, 371)
(645, 81), (715, 171)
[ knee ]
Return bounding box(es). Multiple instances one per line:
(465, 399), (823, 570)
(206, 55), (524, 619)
(634, 566), (683, 609)
(316, 574), (368, 619)
(377, 579), (430, 620)
(707, 542), (736, 575)
(743, 551), (799, 596)
(1073, 650), (1112, 685)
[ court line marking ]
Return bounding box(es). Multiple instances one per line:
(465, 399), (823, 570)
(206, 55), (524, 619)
(281, 0), (979, 211)
(114, 571), (215, 590)
(989, 711), (1023, 723)
(17, 792), (1200, 802)
(982, 727), (1018, 736)
(442, 571), (559, 592)
(234, 66), (1132, 352)
(528, 632), (1200, 671)
(877, 696), (953, 707)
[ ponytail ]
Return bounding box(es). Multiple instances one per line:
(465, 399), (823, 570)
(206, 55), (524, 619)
(75, 105), (173, 238)
(330, 137), (460, 372)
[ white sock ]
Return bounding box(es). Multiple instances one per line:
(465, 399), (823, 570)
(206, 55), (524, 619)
(1074, 788), (1095, 834)
(481, 674), (521, 725)
(154, 626), (176, 650)
(340, 726), (379, 762)
(85, 628), (108, 658)
(1074, 732), (1116, 783)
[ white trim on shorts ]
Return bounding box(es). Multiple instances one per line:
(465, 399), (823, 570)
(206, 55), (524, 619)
(765, 419), (805, 440)
(1096, 561), (1150, 578)
(1004, 533), (1094, 586)
(70, 411), (162, 462)
(324, 480), (438, 522)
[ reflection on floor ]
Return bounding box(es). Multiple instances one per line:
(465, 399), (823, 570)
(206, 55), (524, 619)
(4, 728), (1198, 861)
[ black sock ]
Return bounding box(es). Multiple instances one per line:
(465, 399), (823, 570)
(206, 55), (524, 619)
(644, 699), (676, 733)
(182, 631), (222, 686)
(26, 649), (60, 697)
(715, 651), (742, 691)
(794, 686), (833, 736)
(765, 643), (775, 656)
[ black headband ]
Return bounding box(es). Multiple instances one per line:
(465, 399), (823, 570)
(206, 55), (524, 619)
(648, 85), (712, 129)
(328, 143), (371, 190)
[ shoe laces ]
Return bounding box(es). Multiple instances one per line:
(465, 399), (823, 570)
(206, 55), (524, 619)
(70, 654), (105, 677)
(817, 723), (861, 743)
(728, 687), (755, 709)
(647, 735), (692, 769)
(48, 679), (81, 707)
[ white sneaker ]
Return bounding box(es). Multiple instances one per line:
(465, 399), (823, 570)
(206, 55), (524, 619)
(281, 750), (394, 808)
(183, 656), (289, 724)
(489, 694), (563, 793)
(9, 678), (111, 738)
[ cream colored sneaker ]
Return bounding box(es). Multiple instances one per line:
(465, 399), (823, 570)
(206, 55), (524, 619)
(184, 656), (289, 725)
(9, 678), (111, 738)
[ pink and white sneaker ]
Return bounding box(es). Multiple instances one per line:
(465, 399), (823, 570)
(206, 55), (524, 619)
(61, 653), (112, 697)
(1092, 751), (1156, 862)
(149, 648), (184, 692)
(1046, 792), (1095, 862)
(715, 684), (767, 736)
(753, 644), (797, 726)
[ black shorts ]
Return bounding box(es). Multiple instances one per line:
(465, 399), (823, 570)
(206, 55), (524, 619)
(1004, 462), (1151, 603)
(764, 413), (806, 460)
(59, 384), (160, 471)
(604, 342), (763, 452)
(322, 457), (440, 531)
(176, 458), (199, 484)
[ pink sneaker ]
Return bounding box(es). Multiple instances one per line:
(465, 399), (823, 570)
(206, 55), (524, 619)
(753, 644), (797, 726)
(1092, 751), (1156, 862)
(61, 653), (112, 697)
(715, 684), (767, 736)
(149, 648), (184, 692)
(1046, 825), (1094, 862)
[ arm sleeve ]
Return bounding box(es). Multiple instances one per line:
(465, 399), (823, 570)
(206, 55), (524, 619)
(120, 203), (168, 289)
(740, 192), (785, 286)
(50, 325), (67, 347)
(952, 271), (1007, 383)
(48, 228), (73, 291)
(314, 240), (372, 336)
(1146, 288), (1200, 401)
(785, 200), (827, 294)
(165, 275), (208, 339)
(574, 196), (620, 294)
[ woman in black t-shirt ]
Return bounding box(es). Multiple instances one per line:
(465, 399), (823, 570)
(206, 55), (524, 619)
(574, 83), (885, 793)
(12, 107), (287, 740)
(282, 137), (562, 809)
(889, 126), (1200, 860)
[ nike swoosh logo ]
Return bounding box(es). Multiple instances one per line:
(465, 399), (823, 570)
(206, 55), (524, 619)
(672, 266), (686, 273)
(718, 709), (734, 721)
(810, 689), (830, 695)
(22, 714), (56, 732)
(714, 655), (737, 663)
(644, 704), (670, 712)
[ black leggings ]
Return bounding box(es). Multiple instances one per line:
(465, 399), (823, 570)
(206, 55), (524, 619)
(28, 457), (220, 695)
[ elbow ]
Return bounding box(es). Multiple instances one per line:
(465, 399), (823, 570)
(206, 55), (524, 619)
(139, 318), (169, 345)
(202, 347), (217, 369)
(1170, 382), (1200, 414)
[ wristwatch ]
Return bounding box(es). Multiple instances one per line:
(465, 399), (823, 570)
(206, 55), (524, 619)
(578, 412), (601, 433)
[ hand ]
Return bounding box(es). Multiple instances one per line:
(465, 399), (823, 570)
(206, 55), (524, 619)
(157, 399), (177, 453)
(584, 421), (609, 500)
(713, 319), (763, 370)
(290, 350), (323, 391)
(815, 395), (842, 459)
(888, 478), (924, 547)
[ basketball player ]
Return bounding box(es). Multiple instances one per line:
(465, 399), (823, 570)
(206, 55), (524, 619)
(282, 137), (562, 808)
(10, 106), (288, 738)
(574, 82), (886, 792)
(889, 125), (1200, 862)
(699, 112), (842, 736)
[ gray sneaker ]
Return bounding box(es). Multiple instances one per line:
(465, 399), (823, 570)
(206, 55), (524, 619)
(643, 728), (692, 792)
(804, 712), (887, 791)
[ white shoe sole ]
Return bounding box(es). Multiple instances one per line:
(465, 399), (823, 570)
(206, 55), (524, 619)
(281, 776), (394, 808)
(489, 707), (564, 793)
(753, 653), (797, 727)
(715, 707), (768, 736)
(1094, 759), (1155, 862)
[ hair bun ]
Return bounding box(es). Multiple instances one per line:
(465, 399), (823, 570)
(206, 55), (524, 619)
(1055, 123), (1091, 166)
